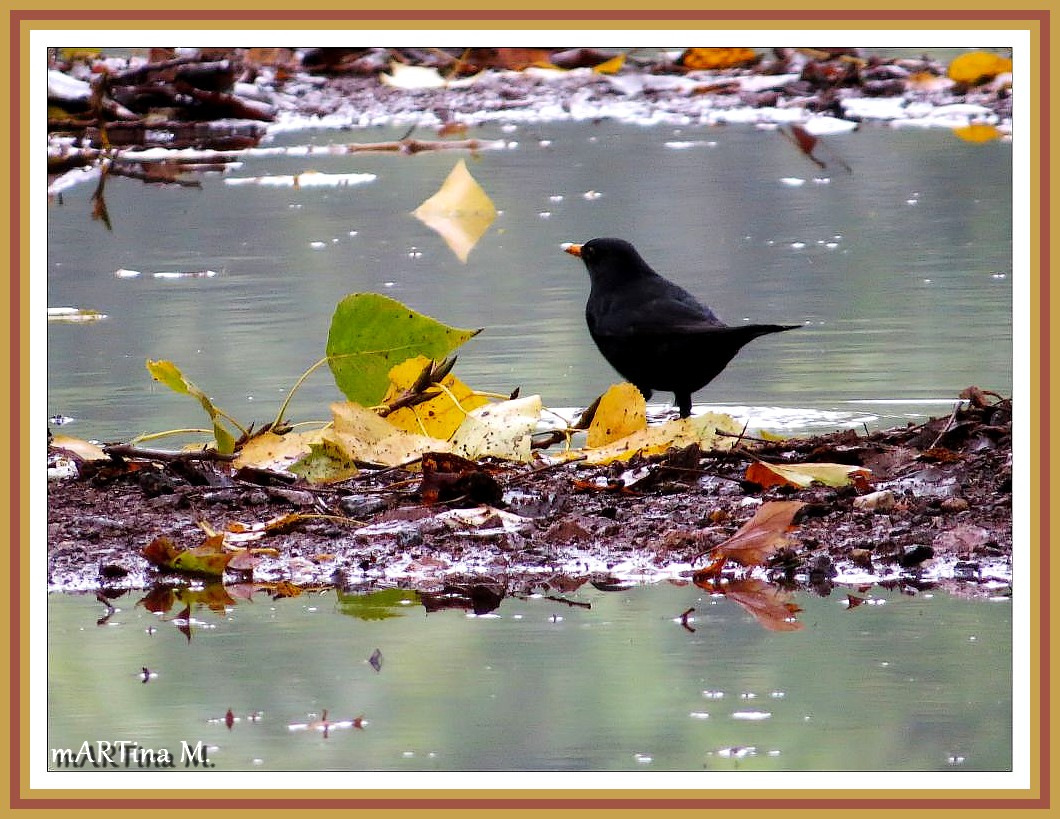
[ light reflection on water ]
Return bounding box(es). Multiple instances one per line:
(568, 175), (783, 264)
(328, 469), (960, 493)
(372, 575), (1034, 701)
(47, 582), (1011, 773)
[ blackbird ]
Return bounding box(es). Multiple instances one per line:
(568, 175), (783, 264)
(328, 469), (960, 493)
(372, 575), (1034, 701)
(564, 237), (798, 418)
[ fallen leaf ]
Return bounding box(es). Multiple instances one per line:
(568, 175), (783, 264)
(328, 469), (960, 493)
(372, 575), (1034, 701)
(583, 412), (742, 465)
(695, 500), (805, 576)
(49, 434), (108, 461)
(586, 383), (647, 447)
(745, 460), (871, 489)
(947, 51), (1012, 85)
(450, 395), (543, 462)
(382, 355), (488, 439)
(678, 47), (758, 70)
(412, 159), (497, 262)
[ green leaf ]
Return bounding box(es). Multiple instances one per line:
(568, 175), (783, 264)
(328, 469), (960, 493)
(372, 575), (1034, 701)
(325, 293), (481, 407)
(145, 359), (237, 454)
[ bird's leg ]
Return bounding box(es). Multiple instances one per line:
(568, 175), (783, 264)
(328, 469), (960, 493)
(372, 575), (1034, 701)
(676, 393), (692, 418)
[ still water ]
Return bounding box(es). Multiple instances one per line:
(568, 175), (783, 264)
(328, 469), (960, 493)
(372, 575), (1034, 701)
(46, 122), (1013, 440)
(46, 120), (1014, 773)
(48, 582), (1011, 772)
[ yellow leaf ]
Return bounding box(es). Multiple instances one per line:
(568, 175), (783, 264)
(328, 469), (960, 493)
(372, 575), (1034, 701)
(383, 355), (488, 439)
(592, 53), (626, 74)
(329, 401), (447, 466)
(679, 47), (757, 70)
(49, 434), (108, 461)
(413, 159), (497, 263)
(745, 460), (871, 489)
(450, 395), (543, 462)
(584, 412), (742, 465)
(953, 123), (1001, 143)
(587, 383), (646, 447)
(232, 428), (323, 472)
(947, 51), (1012, 85)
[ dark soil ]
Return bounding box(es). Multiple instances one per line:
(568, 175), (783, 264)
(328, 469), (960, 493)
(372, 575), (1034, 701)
(48, 390), (1013, 607)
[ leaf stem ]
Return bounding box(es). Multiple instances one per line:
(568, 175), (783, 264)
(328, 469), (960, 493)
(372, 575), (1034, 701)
(273, 357), (330, 430)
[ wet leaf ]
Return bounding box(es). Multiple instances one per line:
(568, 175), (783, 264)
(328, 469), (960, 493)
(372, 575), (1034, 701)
(745, 460), (871, 489)
(412, 159), (497, 262)
(583, 412), (742, 465)
(369, 648), (383, 672)
(383, 355), (488, 439)
(49, 434), (108, 461)
(328, 401), (444, 466)
(947, 51), (1012, 85)
(419, 451), (503, 505)
(586, 383), (647, 447)
(288, 434), (360, 484)
(678, 47), (757, 70)
(449, 395), (543, 462)
(141, 534), (234, 578)
(145, 359), (236, 454)
(233, 428), (323, 473)
(592, 53), (626, 74)
(326, 293), (480, 407)
(696, 500), (805, 575)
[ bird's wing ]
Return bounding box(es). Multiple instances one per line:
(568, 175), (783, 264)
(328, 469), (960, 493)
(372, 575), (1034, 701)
(596, 292), (726, 336)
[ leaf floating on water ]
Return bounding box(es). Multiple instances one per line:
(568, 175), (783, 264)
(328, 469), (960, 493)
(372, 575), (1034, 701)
(586, 383), (647, 448)
(326, 293), (481, 407)
(368, 648), (383, 672)
(744, 460), (871, 489)
(413, 159), (497, 263)
(142, 534), (234, 578)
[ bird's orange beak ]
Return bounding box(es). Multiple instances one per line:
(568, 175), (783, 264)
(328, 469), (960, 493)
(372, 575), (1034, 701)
(562, 243), (583, 257)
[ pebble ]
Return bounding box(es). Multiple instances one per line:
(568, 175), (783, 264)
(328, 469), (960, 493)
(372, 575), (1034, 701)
(853, 490), (896, 513)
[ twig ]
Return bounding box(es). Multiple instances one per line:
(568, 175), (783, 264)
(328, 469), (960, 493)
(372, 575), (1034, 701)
(103, 443), (236, 462)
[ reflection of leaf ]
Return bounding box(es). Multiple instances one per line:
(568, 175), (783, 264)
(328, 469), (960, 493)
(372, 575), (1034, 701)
(953, 123), (1001, 143)
(583, 412), (742, 465)
(145, 359), (237, 454)
(947, 51), (1012, 85)
(695, 501), (805, 575)
(338, 588), (421, 620)
(326, 293), (481, 407)
(745, 460), (870, 489)
(413, 159), (497, 262)
(720, 578), (803, 632)
(586, 383), (646, 447)
(383, 355), (488, 439)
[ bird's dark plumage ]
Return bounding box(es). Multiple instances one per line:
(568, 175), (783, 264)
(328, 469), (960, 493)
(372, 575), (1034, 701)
(564, 237), (797, 418)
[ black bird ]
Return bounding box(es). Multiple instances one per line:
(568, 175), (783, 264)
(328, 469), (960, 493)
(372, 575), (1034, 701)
(564, 237), (798, 418)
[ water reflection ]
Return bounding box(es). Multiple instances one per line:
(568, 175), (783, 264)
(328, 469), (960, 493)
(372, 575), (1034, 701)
(49, 578), (1011, 772)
